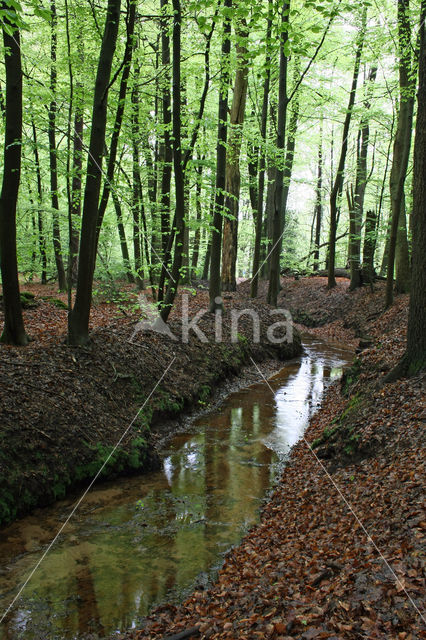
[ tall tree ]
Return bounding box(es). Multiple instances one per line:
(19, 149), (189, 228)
(160, 0), (185, 322)
(251, 0), (272, 298)
(327, 6), (366, 289)
(267, 1), (290, 306)
(348, 65), (377, 290)
(312, 116), (323, 271)
(159, 0), (173, 258)
(0, 4), (28, 345)
(386, 0), (426, 379)
(385, 0), (416, 307)
(68, 0), (122, 345)
(221, 18), (249, 292)
(48, 0), (67, 291)
(209, 0), (232, 312)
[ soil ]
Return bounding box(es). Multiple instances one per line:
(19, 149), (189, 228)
(0, 282), (301, 526)
(114, 277), (425, 640)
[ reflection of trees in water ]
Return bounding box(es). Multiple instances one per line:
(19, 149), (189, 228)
(75, 556), (103, 636)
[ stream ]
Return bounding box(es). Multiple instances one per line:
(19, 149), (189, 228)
(0, 337), (353, 640)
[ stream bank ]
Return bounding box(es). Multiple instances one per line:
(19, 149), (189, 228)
(0, 296), (301, 527)
(123, 281), (425, 640)
(0, 336), (351, 640)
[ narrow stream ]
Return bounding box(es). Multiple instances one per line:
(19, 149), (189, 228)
(0, 337), (353, 640)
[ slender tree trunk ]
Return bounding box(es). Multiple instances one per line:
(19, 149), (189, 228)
(69, 86), (84, 285)
(395, 192), (411, 292)
(191, 158), (203, 279)
(251, 2), (272, 298)
(68, 0), (122, 345)
(111, 189), (134, 283)
(96, 0), (136, 239)
(221, 22), (249, 292)
(385, 0), (415, 307)
(49, 0), (67, 291)
(386, 0), (426, 379)
(267, 2), (290, 307)
(160, 0), (185, 322)
(208, 0), (232, 312)
(327, 8), (366, 289)
(159, 0), (173, 258)
(349, 65), (377, 290)
(131, 67), (144, 290)
(313, 118), (323, 270)
(31, 118), (48, 284)
(362, 208), (377, 285)
(0, 16), (28, 345)
(280, 59), (300, 245)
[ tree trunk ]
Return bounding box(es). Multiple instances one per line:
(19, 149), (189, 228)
(208, 0), (232, 312)
(267, 2), (290, 307)
(96, 0), (136, 238)
(111, 189), (134, 283)
(159, 0), (173, 258)
(386, 0), (426, 379)
(349, 65), (377, 290)
(131, 67), (145, 290)
(0, 16), (28, 345)
(385, 0), (415, 307)
(49, 0), (67, 291)
(31, 118), (48, 284)
(68, 0), (121, 345)
(160, 0), (186, 322)
(191, 158), (203, 279)
(395, 193), (411, 292)
(221, 22), (249, 292)
(69, 85), (84, 285)
(313, 117), (323, 270)
(362, 208), (377, 285)
(327, 8), (366, 289)
(251, 2), (272, 297)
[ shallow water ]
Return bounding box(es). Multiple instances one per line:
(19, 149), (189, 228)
(0, 337), (353, 639)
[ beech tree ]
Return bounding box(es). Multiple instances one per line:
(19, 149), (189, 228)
(0, 2), (28, 345)
(68, 0), (122, 345)
(387, 0), (426, 379)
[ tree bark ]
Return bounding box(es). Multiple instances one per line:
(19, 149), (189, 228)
(111, 189), (134, 283)
(221, 21), (249, 292)
(159, 0), (173, 258)
(131, 71), (145, 290)
(313, 118), (323, 270)
(385, 0), (415, 307)
(49, 0), (67, 291)
(208, 0), (232, 312)
(96, 0), (136, 237)
(349, 65), (377, 290)
(267, 2), (290, 307)
(68, 0), (121, 345)
(327, 8), (366, 289)
(251, 2), (272, 298)
(386, 0), (426, 379)
(0, 15), (28, 345)
(160, 0), (186, 321)
(191, 157), (203, 279)
(31, 118), (48, 284)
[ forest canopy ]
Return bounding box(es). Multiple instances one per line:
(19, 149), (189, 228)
(0, 0), (424, 361)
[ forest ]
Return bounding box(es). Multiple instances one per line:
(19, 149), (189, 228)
(0, 0), (425, 638)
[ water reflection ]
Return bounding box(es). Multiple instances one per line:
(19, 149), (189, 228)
(0, 337), (353, 639)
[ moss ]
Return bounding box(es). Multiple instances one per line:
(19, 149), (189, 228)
(41, 296), (68, 310)
(341, 358), (362, 395)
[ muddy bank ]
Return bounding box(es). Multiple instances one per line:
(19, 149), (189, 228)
(0, 297), (301, 527)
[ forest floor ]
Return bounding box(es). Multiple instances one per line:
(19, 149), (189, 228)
(114, 277), (425, 640)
